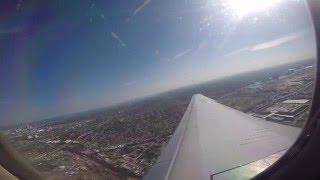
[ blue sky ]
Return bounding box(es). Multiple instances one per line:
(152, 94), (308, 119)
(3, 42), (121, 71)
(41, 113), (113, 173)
(0, 0), (316, 125)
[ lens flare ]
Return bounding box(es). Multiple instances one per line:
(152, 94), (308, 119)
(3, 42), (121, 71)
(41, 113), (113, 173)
(225, 0), (283, 18)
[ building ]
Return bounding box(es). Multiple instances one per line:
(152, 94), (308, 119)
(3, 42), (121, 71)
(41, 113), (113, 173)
(266, 99), (309, 116)
(264, 99), (310, 122)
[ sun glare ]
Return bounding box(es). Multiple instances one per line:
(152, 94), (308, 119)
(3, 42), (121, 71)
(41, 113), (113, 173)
(226, 0), (283, 18)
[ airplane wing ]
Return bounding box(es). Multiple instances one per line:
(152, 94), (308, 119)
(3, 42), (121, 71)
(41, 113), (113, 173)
(144, 94), (300, 180)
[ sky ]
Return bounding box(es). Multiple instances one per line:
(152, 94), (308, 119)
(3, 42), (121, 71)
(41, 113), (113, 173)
(0, 0), (317, 126)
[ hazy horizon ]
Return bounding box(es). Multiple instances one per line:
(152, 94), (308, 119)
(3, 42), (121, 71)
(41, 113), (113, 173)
(0, 0), (316, 126)
(0, 58), (314, 127)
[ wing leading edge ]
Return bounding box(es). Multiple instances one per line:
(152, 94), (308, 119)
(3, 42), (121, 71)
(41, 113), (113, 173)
(144, 94), (300, 180)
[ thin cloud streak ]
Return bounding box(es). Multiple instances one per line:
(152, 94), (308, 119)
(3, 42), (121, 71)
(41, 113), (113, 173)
(173, 48), (192, 60)
(134, 0), (151, 15)
(111, 32), (127, 47)
(224, 32), (303, 57)
(224, 47), (248, 57)
(126, 0), (151, 22)
(250, 33), (301, 51)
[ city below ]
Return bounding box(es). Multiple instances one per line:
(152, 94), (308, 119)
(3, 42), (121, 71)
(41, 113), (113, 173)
(2, 60), (315, 180)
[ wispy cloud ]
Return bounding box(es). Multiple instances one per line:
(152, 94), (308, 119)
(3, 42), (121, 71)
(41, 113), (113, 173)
(250, 33), (301, 51)
(111, 32), (126, 47)
(134, 0), (151, 15)
(224, 47), (248, 57)
(126, 0), (151, 22)
(224, 32), (303, 57)
(173, 48), (192, 60)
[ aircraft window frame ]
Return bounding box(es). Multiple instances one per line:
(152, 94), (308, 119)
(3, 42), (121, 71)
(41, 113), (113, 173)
(253, 0), (320, 179)
(0, 0), (319, 179)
